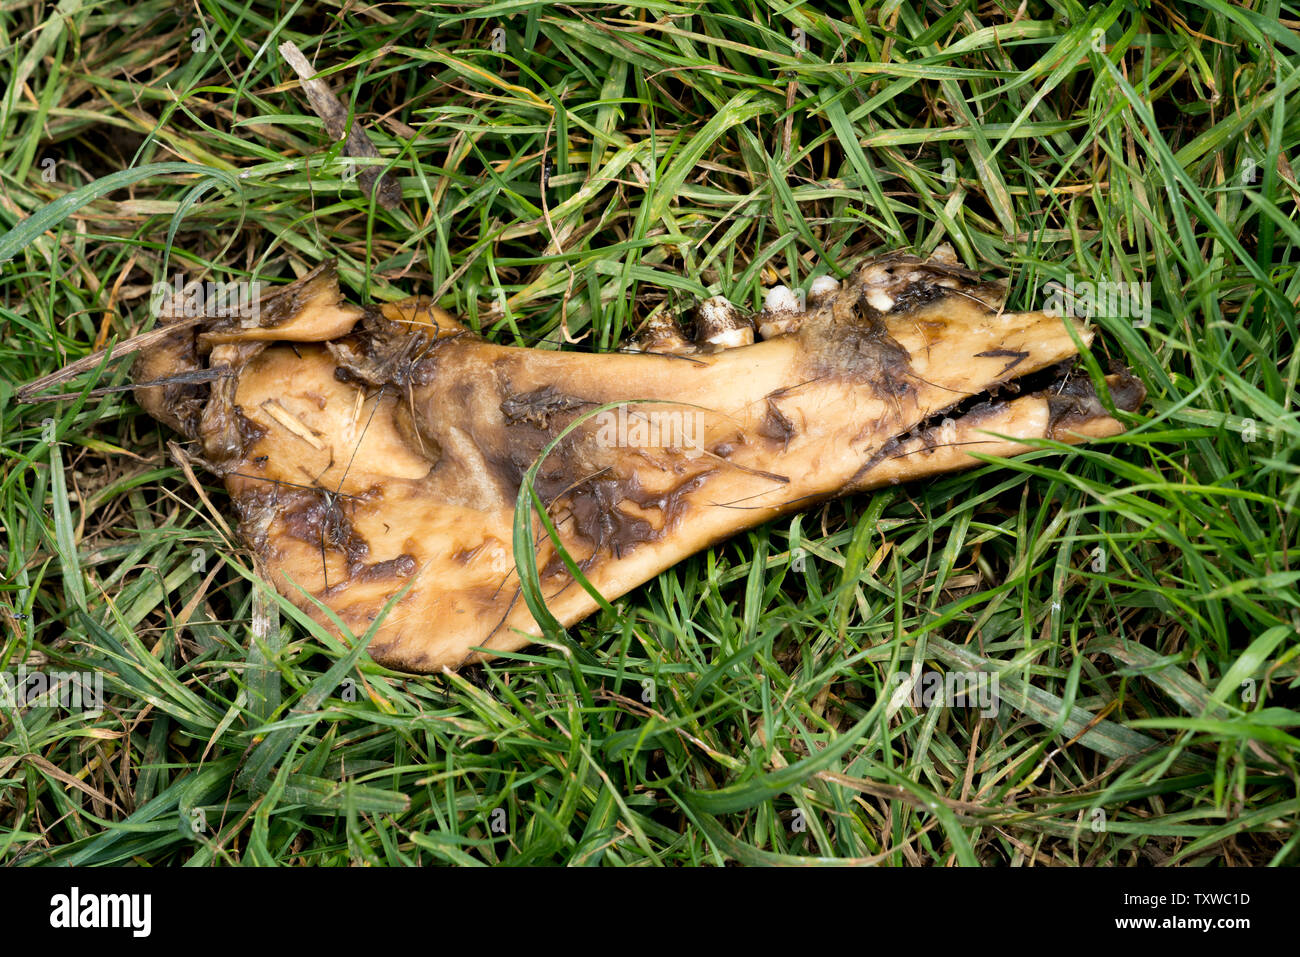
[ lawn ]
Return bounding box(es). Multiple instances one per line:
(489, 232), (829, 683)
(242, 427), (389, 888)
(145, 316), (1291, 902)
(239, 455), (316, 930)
(1, 0), (1298, 866)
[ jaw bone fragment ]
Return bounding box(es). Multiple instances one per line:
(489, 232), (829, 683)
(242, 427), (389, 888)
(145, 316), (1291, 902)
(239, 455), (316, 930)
(133, 251), (1144, 672)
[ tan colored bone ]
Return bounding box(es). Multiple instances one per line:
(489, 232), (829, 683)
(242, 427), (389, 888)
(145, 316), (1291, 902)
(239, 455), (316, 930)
(132, 253), (1144, 672)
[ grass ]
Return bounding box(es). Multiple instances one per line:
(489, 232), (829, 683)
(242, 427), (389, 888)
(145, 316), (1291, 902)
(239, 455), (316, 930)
(1, 0), (1298, 866)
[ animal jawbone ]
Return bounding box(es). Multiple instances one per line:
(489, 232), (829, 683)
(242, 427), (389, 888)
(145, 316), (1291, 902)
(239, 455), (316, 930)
(133, 249), (1145, 672)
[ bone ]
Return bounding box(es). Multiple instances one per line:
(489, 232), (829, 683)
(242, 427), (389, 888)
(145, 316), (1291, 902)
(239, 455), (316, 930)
(119, 248), (1142, 673)
(851, 373), (1144, 492)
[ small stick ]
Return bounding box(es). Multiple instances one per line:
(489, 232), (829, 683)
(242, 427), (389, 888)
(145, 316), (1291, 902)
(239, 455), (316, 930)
(278, 40), (401, 210)
(22, 368), (232, 402)
(16, 318), (205, 403)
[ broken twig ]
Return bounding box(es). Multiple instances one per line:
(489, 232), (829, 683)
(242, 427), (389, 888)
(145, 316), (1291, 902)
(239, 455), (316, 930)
(278, 40), (402, 210)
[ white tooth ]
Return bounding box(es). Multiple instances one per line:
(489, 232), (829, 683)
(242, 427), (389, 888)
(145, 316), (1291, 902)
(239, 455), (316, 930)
(708, 326), (754, 349)
(808, 276), (839, 301)
(757, 316), (797, 340)
(859, 264), (889, 285)
(764, 284), (799, 314)
(867, 289), (895, 312)
(931, 243), (958, 265)
(696, 295), (754, 348)
(698, 295), (733, 323)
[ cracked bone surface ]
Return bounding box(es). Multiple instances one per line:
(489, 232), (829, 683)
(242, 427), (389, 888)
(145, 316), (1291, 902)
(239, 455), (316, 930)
(134, 251), (1144, 672)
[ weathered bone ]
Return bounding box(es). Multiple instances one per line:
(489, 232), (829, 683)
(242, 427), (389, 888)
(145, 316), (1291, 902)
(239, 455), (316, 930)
(131, 252), (1144, 672)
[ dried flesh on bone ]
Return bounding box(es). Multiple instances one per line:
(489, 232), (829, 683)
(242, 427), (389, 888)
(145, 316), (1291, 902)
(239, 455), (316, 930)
(133, 250), (1145, 672)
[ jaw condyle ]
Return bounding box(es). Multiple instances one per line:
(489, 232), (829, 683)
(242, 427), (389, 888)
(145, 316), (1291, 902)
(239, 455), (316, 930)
(117, 248), (1144, 673)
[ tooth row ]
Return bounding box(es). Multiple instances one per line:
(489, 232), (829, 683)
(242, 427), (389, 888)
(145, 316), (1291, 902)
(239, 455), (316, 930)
(852, 246), (975, 314)
(625, 274), (846, 354)
(754, 276), (842, 339)
(624, 247), (980, 354)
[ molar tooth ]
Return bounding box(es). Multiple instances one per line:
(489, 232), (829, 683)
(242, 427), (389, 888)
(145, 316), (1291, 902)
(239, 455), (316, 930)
(931, 243), (959, 265)
(695, 295), (754, 349)
(866, 289), (896, 312)
(622, 312), (694, 355)
(708, 326), (754, 349)
(858, 263), (890, 285)
(756, 316), (799, 340)
(808, 276), (840, 303)
(697, 296), (742, 332)
(764, 284), (799, 314)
